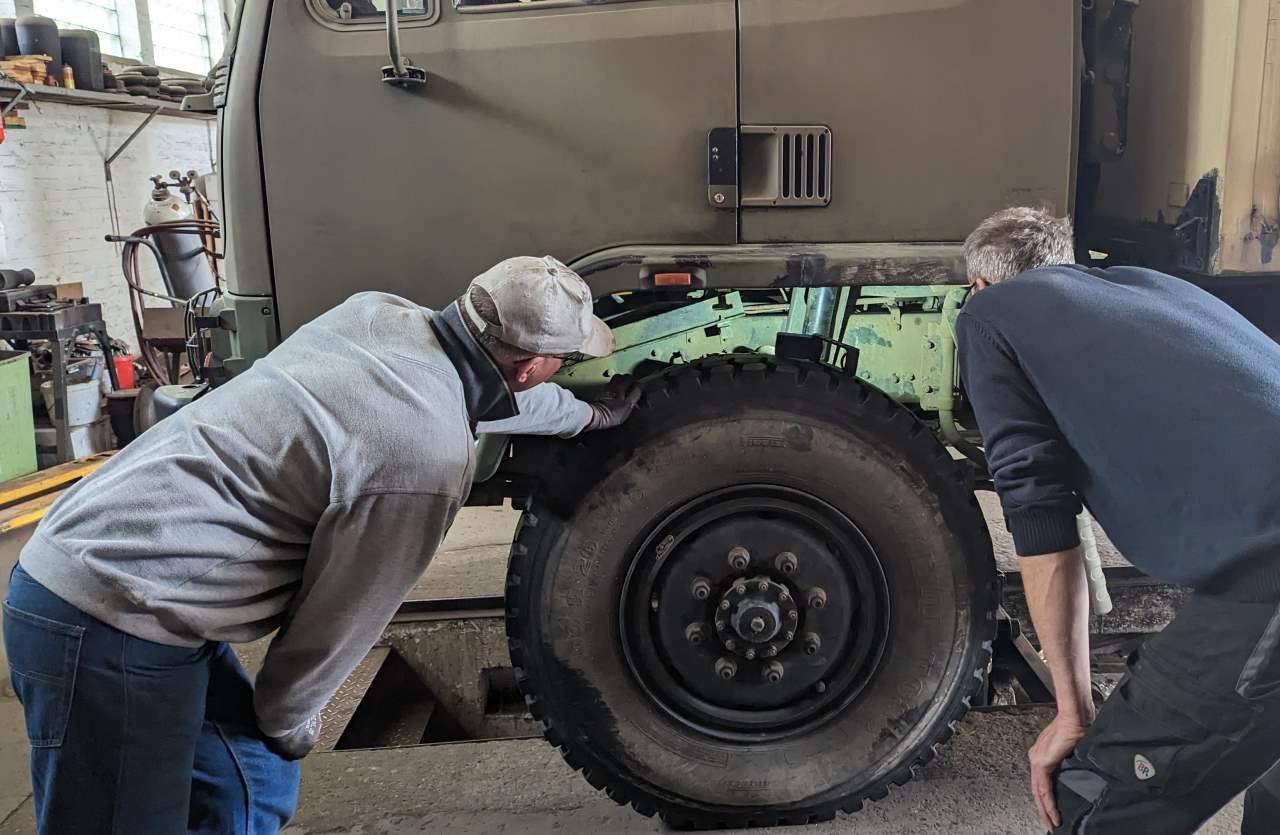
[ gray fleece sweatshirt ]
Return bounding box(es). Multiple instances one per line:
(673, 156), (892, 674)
(19, 292), (589, 741)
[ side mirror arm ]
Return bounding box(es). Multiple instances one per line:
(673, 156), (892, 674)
(382, 0), (427, 87)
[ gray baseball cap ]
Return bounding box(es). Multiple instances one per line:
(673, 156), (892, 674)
(462, 256), (613, 358)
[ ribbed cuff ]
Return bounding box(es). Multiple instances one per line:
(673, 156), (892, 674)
(1202, 564), (1280, 603)
(1007, 506), (1081, 556)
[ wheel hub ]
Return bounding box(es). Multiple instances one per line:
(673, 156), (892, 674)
(717, 575), (797, 656)
(620, 485), (890, 740)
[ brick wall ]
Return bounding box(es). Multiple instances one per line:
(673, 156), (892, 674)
(0, 102), (215, 354)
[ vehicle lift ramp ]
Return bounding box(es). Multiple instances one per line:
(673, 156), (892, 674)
(0, 455), (1189, 753)
(245, 568), (1187, 753)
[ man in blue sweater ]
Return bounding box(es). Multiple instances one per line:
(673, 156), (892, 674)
(957, 207), (1280, 834)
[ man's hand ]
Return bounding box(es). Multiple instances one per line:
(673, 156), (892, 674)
(264, 714), (321, 761)
(584, 376), (641, 431)
(1028, 713), (1091, 830)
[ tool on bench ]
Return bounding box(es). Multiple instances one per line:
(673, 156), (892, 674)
(0, 281), (118, 463)
(0, 268), (35, 290)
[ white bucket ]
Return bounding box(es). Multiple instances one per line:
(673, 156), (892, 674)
(35, 417), (112, 467)
(40, 379), (102, 427)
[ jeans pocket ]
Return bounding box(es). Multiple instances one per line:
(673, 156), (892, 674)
(2, 602), (84, 748)
(1237, 604), (1280, 701)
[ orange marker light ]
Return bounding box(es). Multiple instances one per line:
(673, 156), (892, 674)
(654, 272), (693, 287)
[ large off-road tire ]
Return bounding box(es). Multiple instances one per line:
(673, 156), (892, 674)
(505, 356), (997, 828)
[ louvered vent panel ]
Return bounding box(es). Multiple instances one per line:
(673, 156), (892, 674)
(741, 125), (832, 207)
(780, 128), (830, 204)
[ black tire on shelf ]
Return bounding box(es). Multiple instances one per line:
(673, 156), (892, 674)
(505, 356), (998, 829)
(118, 74), (160, 87)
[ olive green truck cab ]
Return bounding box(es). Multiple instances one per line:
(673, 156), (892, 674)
(195, 0), (1280, 826)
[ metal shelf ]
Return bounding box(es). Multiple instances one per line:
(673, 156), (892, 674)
(0, 80), (214, 121)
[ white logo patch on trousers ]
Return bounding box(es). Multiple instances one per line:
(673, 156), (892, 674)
(1134, 754), (1156, 781)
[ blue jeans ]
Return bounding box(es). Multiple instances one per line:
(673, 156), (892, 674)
(3, 564), (301, 834)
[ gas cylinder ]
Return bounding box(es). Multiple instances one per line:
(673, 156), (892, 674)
(145, 175), (215, 301)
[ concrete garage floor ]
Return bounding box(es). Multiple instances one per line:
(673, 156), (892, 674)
(0, 498), (1245, 833)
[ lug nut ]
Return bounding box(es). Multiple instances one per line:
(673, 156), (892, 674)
(715, 657), (738, 680)
(784, 630), (795, 641)
(779, 591), (792, 604)
(735, 583), (747, 595)
(787, 609), (798, 620)
(725, 639), (737, 651)
(690, 576), (712, 600)
(685, 623), (709, 646)
(775, 552), (798, 575)
(727, 547), (750, 570)
(763, 661), (785, 684)
(719, 599), (731, 611)
(715, 619), (727, 630)
(815, 681), (828, 694)
(757, 579), (770, 592)
(745, 648), (757, 660)
(807, 587), (828, 610)
(803, 632), (822, 656)
(766, 645), (778, 657)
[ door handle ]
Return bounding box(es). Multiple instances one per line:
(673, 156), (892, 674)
(707, 127), (738, 209)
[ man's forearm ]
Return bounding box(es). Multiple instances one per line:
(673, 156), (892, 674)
(1020, 547), (1095, 724)
(478, 383), (591, 438)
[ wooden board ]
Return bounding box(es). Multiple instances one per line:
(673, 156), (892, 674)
(0, 452), (112, 511)
(0, 492), (59, 535)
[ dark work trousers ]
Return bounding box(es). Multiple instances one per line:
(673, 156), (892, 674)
(3, 564), (300, 834)
(1051, 592), (1280, 834)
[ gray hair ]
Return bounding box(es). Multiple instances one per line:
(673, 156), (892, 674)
(461, 285), (537, 364)
(963, 207), (1076, 283)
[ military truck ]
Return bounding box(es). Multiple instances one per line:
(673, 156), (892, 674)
(183, 0), (1280, 827)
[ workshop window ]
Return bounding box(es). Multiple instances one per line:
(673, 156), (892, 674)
(32, 0), (132, 57)
(20, 0), (228, 72)
(148, 0), (225, 74)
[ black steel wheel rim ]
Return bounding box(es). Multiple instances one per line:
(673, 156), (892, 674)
(619, 484), (890, 741)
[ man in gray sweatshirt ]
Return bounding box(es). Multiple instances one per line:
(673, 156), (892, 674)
(3, 256), (637, 834)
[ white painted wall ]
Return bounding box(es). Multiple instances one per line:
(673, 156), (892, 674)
(0, 102), (215, 353)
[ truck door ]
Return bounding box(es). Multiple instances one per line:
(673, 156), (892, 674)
(256, 0), (737, 334)
(737, 0), (1078, 245)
